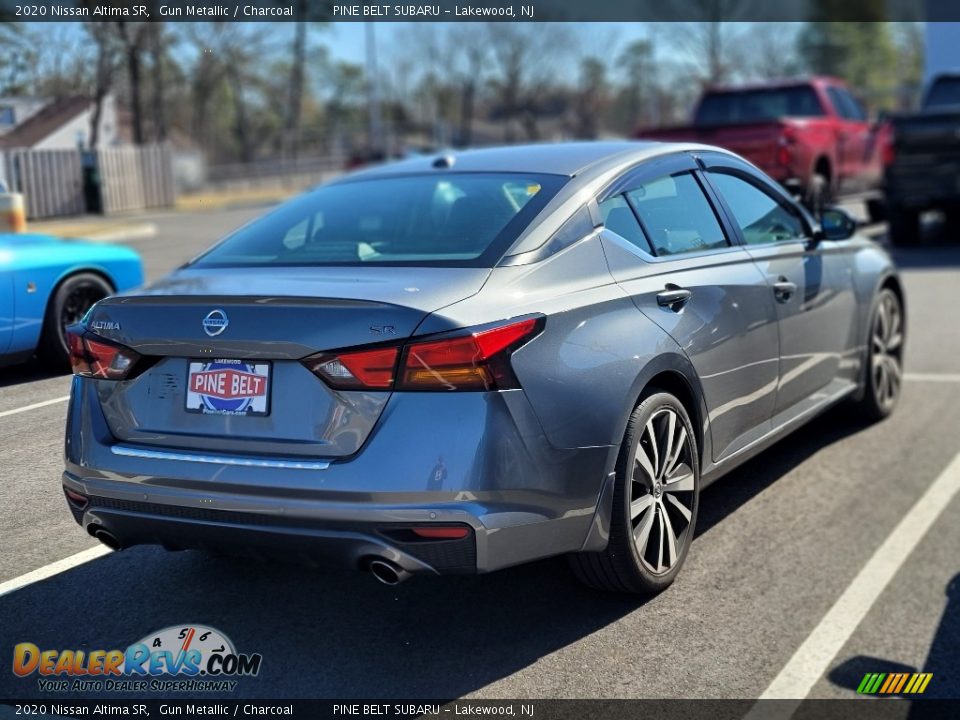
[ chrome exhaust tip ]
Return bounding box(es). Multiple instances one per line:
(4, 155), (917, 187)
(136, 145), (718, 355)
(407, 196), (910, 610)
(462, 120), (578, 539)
(91, 528), (123, 551)
(369, 559), (411, 586)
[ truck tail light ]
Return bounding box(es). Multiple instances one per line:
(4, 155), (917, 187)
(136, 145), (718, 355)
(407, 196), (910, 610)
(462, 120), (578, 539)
(67, 327), (141, 381)
(882, 138), (895, 166)
(777, 127), (795, 167)
(301, 317), (543, 392)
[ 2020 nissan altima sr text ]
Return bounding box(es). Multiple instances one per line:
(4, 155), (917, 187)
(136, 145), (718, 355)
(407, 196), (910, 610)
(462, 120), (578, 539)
(63, 142), (904, 593)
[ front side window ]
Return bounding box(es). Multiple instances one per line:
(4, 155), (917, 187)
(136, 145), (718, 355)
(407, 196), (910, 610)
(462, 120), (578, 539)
(192, 173), (564, 268)
(708, 172), (806, 245)
(625, 173), (728, 256)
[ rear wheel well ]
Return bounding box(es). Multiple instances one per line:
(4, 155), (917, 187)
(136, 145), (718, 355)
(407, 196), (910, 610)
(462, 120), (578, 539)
(43, 269), (116, 320)
(642, 371), (704, 468)
(814, 156), (832, 183)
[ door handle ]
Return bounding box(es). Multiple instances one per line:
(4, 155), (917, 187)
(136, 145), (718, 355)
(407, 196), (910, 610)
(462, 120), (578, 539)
(657, 286), (692, 311)
(772, 277), (797, 303)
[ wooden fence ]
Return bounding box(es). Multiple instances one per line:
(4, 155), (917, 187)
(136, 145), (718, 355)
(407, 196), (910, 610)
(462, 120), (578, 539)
(1, 148), (85, 219)
(97, 144), (175, 215)
(0, 143), (175, 220)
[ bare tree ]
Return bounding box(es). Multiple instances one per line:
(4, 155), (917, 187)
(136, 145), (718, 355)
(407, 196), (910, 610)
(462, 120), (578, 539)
(485, 23), (572, 141)
(148, 21), (167, 142)
(114, 22), (149, 145)
(87, 23), (117, 148)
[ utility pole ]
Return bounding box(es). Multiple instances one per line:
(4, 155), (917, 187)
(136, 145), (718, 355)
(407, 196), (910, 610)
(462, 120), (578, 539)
(365, 22), (384, 157)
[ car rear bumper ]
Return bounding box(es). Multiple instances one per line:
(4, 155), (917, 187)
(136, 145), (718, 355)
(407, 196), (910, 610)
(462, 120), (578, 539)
(64, 377), (614, 574)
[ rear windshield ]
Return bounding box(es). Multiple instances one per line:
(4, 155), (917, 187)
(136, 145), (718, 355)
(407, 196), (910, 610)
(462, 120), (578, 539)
(925, 77), (960, 109)
(191, 172), (565, 268)
(695, 86), (826, 126)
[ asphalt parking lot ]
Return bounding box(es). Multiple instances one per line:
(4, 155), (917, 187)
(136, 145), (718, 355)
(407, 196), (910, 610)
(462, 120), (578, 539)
(1, 205), (959, 701)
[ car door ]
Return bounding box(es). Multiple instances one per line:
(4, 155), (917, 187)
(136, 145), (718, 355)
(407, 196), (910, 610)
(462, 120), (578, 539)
(698, 152), (859, 421)
(597, 153), (780, 463)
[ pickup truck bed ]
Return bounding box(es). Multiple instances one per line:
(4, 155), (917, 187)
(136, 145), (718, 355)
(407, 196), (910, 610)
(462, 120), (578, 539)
(885, 73), (960, 245)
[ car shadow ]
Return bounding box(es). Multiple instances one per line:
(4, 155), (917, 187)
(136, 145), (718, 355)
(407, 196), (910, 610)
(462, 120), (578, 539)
(827, 574), (960, 702)
(0, 408), (883, 700)
(0, 548), (647, 700)
(696, 407), (869, 538)
(0, 361), (66, 388)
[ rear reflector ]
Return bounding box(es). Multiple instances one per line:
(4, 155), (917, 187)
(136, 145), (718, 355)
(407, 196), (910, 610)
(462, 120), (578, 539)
(411, 527), (470, 539)
(67, 327), (141, 381)
(302, 316), (542, 392)
(64, 489), (88, 509)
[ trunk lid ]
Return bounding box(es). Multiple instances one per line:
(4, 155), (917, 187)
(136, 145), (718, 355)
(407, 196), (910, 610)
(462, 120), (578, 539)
(86, 266), (490, 458)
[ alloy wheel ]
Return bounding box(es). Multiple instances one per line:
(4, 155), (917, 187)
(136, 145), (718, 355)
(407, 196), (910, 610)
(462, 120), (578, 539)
(871, 292), (903, 411)
(630, 407), (696, 575)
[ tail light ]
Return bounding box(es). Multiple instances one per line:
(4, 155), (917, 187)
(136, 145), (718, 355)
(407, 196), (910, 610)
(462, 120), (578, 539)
(301, 347), (399, 390)
(301, 316), (542, 392)
(882, 138), (895, 166)
(777, 127), (795, 167)
(67, 327), (141, 381)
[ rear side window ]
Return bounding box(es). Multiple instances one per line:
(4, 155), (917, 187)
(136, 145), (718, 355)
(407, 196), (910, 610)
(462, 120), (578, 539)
(626, 173), (728, 256)
(708, 172), (806, 245)
(827, 87), (867, 121)
(598, 195), (650, 252)
(695, 86), (826, 125)
(192, 173), (564, 268)
(925, 77), (960, 109)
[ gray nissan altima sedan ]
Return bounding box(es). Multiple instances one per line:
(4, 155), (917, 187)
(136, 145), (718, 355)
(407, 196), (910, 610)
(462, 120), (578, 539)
(63, 142), (904, 593)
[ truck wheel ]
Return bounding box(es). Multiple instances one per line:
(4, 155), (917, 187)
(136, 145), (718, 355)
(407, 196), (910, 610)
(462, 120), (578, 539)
(805, 173), (831, 217)
(888, 206), (920, 246)
(866, 197), (887, 224)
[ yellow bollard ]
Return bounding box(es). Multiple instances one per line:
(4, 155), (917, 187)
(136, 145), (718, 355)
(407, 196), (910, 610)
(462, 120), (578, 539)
(0, 192), (26, 233)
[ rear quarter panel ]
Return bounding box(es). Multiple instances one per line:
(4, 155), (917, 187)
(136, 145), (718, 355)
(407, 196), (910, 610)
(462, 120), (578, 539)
(417, 235), (696, 453)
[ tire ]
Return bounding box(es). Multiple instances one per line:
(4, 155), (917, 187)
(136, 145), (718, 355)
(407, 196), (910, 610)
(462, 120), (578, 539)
(888, 205), (920, 246)
(849, 288), (904, 423)
(569, 389), (699, 594)
(805, 172), (831, 218)
(866, 197), (887, 224)
(37, 272), (113, 370)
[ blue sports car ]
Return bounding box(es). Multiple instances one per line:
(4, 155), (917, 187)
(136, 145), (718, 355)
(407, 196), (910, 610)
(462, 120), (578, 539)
(0, 233), (143, 369)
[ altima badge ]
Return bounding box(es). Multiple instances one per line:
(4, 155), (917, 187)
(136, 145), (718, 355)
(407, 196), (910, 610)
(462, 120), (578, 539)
(202, 309), (229, 337)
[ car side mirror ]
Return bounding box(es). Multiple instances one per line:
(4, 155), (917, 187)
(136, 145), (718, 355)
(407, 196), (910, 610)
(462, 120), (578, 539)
(814, 207), (857, 243)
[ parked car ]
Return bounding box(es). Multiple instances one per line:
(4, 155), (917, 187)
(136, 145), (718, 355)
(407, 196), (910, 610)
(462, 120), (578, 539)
(641, 77), (890, 216)
(0, 233), (143, 369)
(63, 142), (903, 594)
(885, 73), (960, 245)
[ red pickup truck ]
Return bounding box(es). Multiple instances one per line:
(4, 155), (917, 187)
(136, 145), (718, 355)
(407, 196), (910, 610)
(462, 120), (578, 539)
(641, 77), (890, 216)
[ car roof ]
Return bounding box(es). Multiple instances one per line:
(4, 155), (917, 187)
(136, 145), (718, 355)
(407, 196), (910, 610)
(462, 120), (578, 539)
(334, 141), (667, 180)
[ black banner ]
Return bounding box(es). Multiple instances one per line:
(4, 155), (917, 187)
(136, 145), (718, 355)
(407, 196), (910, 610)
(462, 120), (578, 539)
(2, 699), (960, 720)
(0, 0), (957, 22)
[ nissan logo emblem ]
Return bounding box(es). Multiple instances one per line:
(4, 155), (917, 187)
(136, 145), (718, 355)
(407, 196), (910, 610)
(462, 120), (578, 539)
(202, 309), (229, 337)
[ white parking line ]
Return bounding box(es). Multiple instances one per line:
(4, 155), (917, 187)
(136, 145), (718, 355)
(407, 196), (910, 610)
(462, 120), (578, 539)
(757, 449), (960, 701)
(0, 395), (70, 417)
(0, 395), (70, 419)
(0, 545), (113, 598)
(904, 372), (960, 383)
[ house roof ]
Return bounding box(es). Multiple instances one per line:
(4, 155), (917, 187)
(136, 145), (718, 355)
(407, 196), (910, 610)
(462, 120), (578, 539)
(0, 96), (91, 149)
